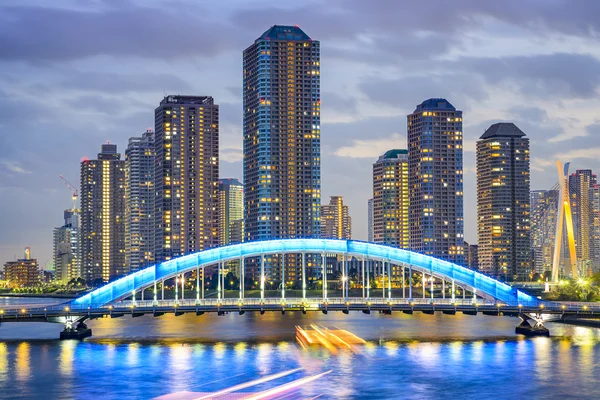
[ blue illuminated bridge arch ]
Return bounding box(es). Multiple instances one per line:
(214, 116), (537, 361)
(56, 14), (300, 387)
(73, 239), (539, 307)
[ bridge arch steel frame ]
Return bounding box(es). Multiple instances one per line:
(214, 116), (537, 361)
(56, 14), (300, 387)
(72, 239), (540, 307)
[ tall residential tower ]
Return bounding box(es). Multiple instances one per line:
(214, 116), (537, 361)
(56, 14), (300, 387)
(154, 95), (219, 262)
(80, 143), (126, 283)
(408, 99), (464, 264)
(476, 123), (531, 280)
(320, 196), (351, 240)
(372, 150), (409, 248)
(125, 129), (155, 272)
(243, 25), (321, 242)
(218, 178), (244, 245)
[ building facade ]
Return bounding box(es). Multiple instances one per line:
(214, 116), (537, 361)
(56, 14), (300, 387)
(476, 123), (531, 280)
(569, 169), (597, 274)
(154, 95), (219, 262)
(4, 248), (40, 288)
(80, 143), (126, 283)
(530, 189), (558, 274)
(125, 130), (155, 272)
(320, 196), (351, 240)
(53, 209), (81, 283)
(367, 198), (374, 242)
(243, 25), (321, 281)
(372, 150), (409, 248)
(408, 98), (464, 264)
(464, 241), (479, 271)
(218, 178), (244, 245)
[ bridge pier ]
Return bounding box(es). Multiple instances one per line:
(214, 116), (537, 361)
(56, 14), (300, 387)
(60, 317), (92, 340)
(515, 315), (550, 337)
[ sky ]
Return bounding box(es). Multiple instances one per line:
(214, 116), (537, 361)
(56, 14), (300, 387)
(1, 0), (600, 268)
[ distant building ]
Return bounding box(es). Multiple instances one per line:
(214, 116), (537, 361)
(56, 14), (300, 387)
(125, 129), (155, 272)
(4, 248), (40, 288)
(218, 178), (244, 245)
(53, 209), (81, 283)
(367, 198), (374, 242)
(321, 196), (351, 240)
(530, 189), (558, 274)
(80, 143), (126, 283)
(154, 95), (219, 262)
(373, 150), (409, 248)
(477, 123), (531, 280)
(408, 98), (464, 264)
(569, 169), (597, 274)
(593, 185), (600, 272)
(464, 242), (479, 271)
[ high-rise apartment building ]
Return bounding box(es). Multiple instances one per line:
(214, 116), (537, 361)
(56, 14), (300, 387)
(154, 95), (219, 262)
(476, 123), (531, 280)
(320, 196), (351, 240)
(243, 25), (321, 242)
(80, 143), (126, 283)
(367, 198), (374, 242)
(53, 209), (81, 283)
(125, 129), (155, 272)
(569, 169), (597, 274)
(372, 150), (409, 248)
(530, 189), (558, 274)
(243, 25), (321, 282)
(408, 98), (464, 264)
(218, 178), (244, 245)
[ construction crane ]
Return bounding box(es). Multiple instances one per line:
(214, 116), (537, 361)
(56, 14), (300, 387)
(60, 175), (79, 210)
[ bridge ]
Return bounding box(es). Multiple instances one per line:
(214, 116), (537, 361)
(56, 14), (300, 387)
(1, 239), (598, 339)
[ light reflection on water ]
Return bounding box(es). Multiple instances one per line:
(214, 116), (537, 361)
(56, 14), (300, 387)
(1, 298), (600, 398)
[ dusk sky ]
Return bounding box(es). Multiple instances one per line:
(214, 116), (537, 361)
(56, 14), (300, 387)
(1, 0), (600, 267)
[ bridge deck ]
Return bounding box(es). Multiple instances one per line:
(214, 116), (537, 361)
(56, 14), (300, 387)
(1, 298), (598, 321)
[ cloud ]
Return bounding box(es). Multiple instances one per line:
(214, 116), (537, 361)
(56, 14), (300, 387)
(0, 161), (32, 174)
(221, 148), (243, 163)
(334, 133), (406, 158)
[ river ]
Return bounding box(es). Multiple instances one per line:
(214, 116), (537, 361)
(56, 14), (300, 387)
(1, 296), (599, 399)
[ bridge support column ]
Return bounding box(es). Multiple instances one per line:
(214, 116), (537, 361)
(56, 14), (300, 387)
(451, 279), (455, 302)
(132, 290), (136, 307)
(153, 281), (157, 305)
(422, 272), (426, 299)
(402, 265), (405, 299)
(217, 262), (222, 301)
(240, 257), (244, 301)
(442, 279), (445, 300)
(382, 260), (386, 301)
(343, 254), (347, 300)
(322, 252), (327, 300)
(181, 273), (185, 301)
(430, 274), (434, 301)
(161, 279), (164, 301)
(260, 255), (265, 301)
(302, 252), (306, 300)
(361, 257), (365, 299)
(281, 253), (285, 300)
(196, 267), (200, 304)
(463, 286), (466, 300)
(387, 259), (392, 300)
(472, 288), (477, 304)
(201, 268), (205, 300)
(175, 276), (179, 304)
(141, 288), (144, 301)
(366, 257), (370, 299)
(409, 264), (412, 299)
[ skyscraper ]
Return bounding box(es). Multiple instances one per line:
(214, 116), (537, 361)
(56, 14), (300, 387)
(408, 99), (464, 264)
(125, 130), (155, 272)
(53, 209), (81, 283)
(530, 189), (558, 274)
(80, 143), (126, 283)
(243, 25), (321, 242)
(154, 95), (219, 262)
(372, 150), (409, 248)
(243, 25), (321, 282)
(367, 198), (374, 242)
(476, 123), (531, 280)
(569, 170), (597, 274)
(218, 178), (244, 245)
(320, 196), (351, 240)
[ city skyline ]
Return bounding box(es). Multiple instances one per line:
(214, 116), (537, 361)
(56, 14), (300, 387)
(2, 1), (600, 266)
